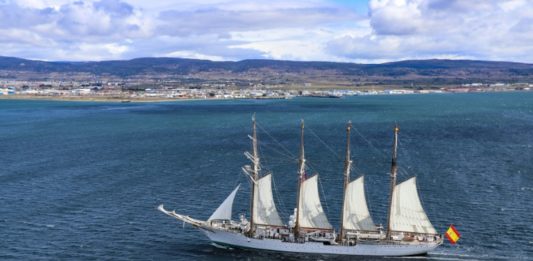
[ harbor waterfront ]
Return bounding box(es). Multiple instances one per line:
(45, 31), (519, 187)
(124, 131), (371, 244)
(0, 84), (532, 102)
(1, 92), (532, 260)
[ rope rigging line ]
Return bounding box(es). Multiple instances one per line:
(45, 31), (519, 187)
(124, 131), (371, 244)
(233, 167), (245, 187)
(352, 125), (389, 161)
(308, 128), (364, 180)
(233, 166), (248, 215)
(256, 122), (333, 216)
(303, 161), (327, 181)
(309, 124), (370, 179)
(255, 121), (384, 223)
(254, 127), (296, 172)
(256, 122), (297, 159)
(257, 141), (296, 164)
(352, 164), (367, 178)
(254, 125), (294, 219)
(307, 126), (342, 160)
(317, 174), (331, 217)
(397, 136), (423, 179)
(397, 167), (411, 180)
(270, 173), (289, 218)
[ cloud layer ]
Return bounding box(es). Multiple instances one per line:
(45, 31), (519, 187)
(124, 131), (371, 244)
(328, 0), (533, 62)
(0, 0), (531, 63)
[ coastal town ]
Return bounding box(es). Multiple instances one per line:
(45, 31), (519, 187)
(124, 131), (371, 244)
(1, 80), (531, 101)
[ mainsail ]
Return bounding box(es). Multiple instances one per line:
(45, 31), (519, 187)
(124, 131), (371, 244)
(253, 174), (284, 226)
(208, 185), (240, 221)
(342, 176), (377, 231)
(298, 175), (332, 229)
(390, 177), (437, 234)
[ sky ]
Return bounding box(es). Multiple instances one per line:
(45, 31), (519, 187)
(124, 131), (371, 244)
(0, 0), (531, 63)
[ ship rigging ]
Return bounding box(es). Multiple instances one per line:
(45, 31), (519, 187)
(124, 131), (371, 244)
(158, 116), (443, 256)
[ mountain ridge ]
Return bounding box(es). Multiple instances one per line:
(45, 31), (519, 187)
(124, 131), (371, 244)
(1, 56), (531, 85)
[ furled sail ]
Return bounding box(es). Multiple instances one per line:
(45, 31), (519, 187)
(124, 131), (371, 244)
(343, 176), (377, 231)
(390, 177), (437, 234)
(253, 174), (284, 226)
(298, 175), (332, 229)
(208, 185), (240, 221)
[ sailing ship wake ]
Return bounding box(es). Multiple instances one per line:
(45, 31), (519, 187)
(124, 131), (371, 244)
(158, 117), (443, 256)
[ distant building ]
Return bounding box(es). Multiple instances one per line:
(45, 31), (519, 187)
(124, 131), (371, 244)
(0, 86), (16, 95)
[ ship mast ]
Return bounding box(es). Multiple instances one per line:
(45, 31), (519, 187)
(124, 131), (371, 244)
(386, 124), (399, 240)
(339, 121), (352, 243)
(248, 114), (260, 235)
(294, 119), (305, 237)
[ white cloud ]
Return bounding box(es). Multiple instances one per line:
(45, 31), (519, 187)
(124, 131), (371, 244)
(231, 28), (354, 61)
(165, 50), (225, 61)
(369, 0), (423, 35)
(0, 0), (531, 63)
(327, 0), (533, 62)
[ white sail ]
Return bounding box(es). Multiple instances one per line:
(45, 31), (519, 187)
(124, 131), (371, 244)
(343, 176), (377, 231)
(253, 174), (284, 226)
(208, 185), (240, 221)
(298, 175), (332, 229)
(390, 177), (437, 234)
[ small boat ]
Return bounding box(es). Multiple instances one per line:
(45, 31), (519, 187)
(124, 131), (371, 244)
(159, 117), (443, 256)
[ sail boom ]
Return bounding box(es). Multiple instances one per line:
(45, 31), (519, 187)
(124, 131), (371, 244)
(298, 226), (334, 231)
(253, 223), (287, 228)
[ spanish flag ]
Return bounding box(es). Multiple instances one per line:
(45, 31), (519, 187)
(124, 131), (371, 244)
(445, 225), (461, 244)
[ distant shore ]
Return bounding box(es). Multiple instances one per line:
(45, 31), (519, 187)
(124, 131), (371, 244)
(0, 94), (283, 103)
(0, 94), (192, 103)
(1, 88), (531, 103)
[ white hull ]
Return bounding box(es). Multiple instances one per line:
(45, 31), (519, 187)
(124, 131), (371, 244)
(200, 228), (440, 256)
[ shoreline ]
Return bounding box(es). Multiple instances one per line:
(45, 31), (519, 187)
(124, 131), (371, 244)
(0, 95), (208, 103)
(0, 90), (529, 103)
(0, 94), (294, 103)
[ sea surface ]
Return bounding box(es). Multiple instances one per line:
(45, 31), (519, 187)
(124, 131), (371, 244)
(1, 92), (532, 260)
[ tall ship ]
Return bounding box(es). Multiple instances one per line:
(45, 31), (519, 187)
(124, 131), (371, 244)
(159, 117), (443, 256)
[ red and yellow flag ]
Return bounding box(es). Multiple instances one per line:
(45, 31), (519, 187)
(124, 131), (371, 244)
(445, 225), (461, 244)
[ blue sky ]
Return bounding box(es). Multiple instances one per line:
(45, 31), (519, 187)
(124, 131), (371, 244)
(0, 0), (531, 63)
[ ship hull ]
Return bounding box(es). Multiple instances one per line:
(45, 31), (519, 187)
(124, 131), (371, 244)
(200, 228), (440, 256)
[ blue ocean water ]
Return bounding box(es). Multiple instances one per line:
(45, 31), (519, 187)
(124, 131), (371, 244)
(0, 93), (532, 260)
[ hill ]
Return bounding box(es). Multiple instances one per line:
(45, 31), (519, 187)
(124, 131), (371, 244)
(0, 56), (531, 86)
